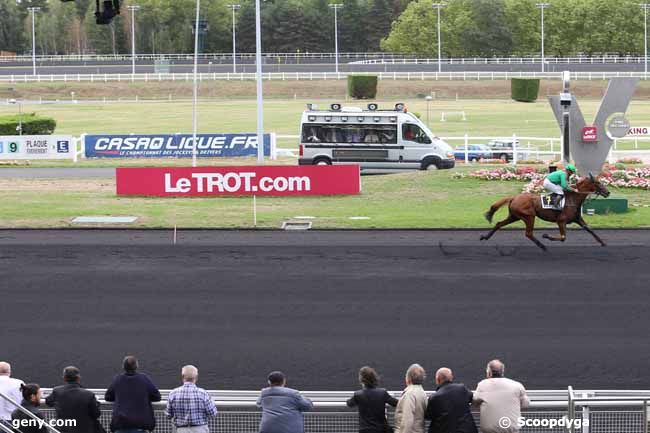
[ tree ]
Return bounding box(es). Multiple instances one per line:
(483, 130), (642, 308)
(0, 0), (26, 52)
(85, 4), (127, 54)
(339, 0), (369, 52)
(505, 0), (538, 56)
(381, 0), (473, 57)
(365, 0), (394, 51)
(462, 0), (512, 57)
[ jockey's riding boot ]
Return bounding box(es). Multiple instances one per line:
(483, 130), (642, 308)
(551, 193), (563, 208)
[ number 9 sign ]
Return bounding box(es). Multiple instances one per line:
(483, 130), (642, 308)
(9, 142), (19, 153)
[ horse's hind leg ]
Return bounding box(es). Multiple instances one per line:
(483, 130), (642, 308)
(542, 221), (567, 242)
(480, 214), (518, 241)
(523, 216), (547, 251)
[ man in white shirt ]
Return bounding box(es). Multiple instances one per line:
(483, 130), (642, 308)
(473, 360), (529, 433)
(0, 362), (24, 425)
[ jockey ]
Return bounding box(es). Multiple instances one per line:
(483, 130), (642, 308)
(543, 164), (577, 207)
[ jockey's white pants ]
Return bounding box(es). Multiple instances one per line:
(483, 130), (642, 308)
(543, 178), (564, 195)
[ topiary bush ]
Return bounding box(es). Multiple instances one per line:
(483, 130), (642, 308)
(0, 114), (57, 135)
(511, 78), (540, 102)
(347, 75), (378, 99)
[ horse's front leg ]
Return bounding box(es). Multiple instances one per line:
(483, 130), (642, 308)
(543, 220), (567, 242)
(577, 217), (607, 246)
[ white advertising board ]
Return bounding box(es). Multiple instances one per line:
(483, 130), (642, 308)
(0, 135), (75, 160)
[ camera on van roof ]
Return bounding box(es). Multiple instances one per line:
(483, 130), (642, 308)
(395, 103), (405, 111)
(330, 103), (342, 111)
(367, 103), (378, 111)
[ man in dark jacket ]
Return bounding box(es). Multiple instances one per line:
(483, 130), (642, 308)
(45, 366), (103, 433)
(104, 356), (161, 433)
(424, 368), (477, 433)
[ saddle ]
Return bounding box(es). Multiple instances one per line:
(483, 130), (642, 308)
(541, 193), (565, 211)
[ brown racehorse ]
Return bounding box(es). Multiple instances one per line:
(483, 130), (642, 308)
(480, 174), (610, 250)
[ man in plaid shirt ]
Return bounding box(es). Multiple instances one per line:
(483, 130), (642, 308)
(166, 365), (217, 433)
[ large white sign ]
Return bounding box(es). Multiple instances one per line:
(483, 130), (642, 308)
(0, 135), (75, 160)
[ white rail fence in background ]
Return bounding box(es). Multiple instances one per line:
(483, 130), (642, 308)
(1, 53), (649, 64)
(3, 71), (650, 83)
(277, 134), (650, 164)
(353, 56), (650, 65)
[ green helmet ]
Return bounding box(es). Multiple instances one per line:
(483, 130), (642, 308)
(565, 163), (577, 173)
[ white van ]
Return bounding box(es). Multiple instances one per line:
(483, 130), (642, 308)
(297, 103), (455, 171)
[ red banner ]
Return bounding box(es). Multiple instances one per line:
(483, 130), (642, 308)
(116, 165), (361, 197)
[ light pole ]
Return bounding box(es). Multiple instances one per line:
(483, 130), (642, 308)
(27, 7), (40, 76)
(329, 4), (343, 74)
(192, 0), (201, 167)
(432, 3), (445, 73)
(255, 0), (264, 164)
(536, 3), (550, 73)
(641, 4), (650, 75)
(9, 99), (23, 136)
(227, 5), (241, 74)
(127, 5), (140, 76)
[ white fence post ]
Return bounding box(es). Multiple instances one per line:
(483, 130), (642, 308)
(270, 132), (277, 160)
(464, 134), (469, 163)
(79, 133), (87, 161)
(512, 133), (518, 165)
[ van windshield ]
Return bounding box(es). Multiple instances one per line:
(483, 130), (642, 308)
(302, 124), (397, 144)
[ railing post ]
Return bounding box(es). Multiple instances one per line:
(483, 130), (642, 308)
(568, 386), (575, 433)
(464, 134), (469, 164)
(644, 399), (648, 433)
(512, 133), (518, 165)
(581, 403), (589, 433)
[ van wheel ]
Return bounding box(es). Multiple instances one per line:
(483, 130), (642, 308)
(422, 158), (440, 171)
(499, 153), (508, 161)
(471, 157), (478, 163)
(313, 157), (332, 166)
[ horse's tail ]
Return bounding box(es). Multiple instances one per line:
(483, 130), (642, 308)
(485, 197), (513, 223)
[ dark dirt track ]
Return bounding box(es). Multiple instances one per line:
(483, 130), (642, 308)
(1, 229), (649, 391)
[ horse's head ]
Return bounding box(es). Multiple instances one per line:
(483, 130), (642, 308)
(577, 172), (610, 197)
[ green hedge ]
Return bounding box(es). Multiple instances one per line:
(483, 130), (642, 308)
(347, 75), (378, 99)
(0, 114), (57, 135)
(511, 78), (540, 102)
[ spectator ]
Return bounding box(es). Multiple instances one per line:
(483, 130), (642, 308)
(105, 356), (161, 433)
(166, 365), (217, 433)
(473, 360), (529, 433)
(394, 364), (427, 433)
(403, 126), (416, 141)
(424, 368), (477, 433)
(0, 362), (23, 427)
(347, 366), (398, 433)
(11, 383), (47, 433)
(364, 130), (380, 143)
(257, 371), (313, 433)
(45, 366), (103, 433)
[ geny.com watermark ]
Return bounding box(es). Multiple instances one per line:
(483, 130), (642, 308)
(11, 418), (77, 430)
(498, 416), (589, 430)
